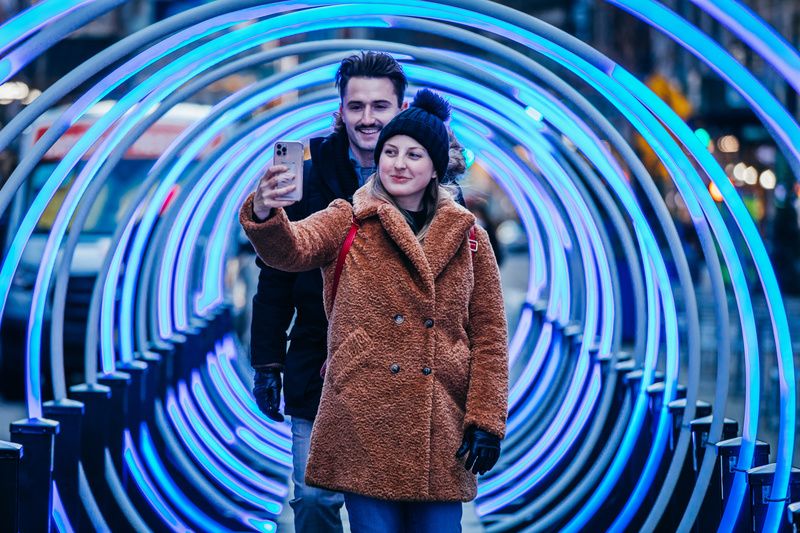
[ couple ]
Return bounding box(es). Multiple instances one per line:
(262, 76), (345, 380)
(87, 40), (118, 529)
(240, 51), (508, 533)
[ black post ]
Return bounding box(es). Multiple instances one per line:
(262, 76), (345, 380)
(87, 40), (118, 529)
(158, 335), (186, 391)
(747, 464), (800, 532)
(70, 382), (136, 531)
(788, 501), (800, 532)
(96, 371), (132, 471)
(10, 417), (60, 533)
(715, 437), (770, 532)
(668, 399), (711, 451)
(641, 381), (687, 518)
(613, 359), (638, 405)
(690, 415), (738, 533)
(659, 399), (712, 531)
(42, 399), (84, 531)
(68, 383), (111, 486)
(148, 343), (175, 397)
(690, 415), (739, 473)
(136, 351), (163, 422)
(214, 304), (234, 337)
(0, 440), (23, 532)
(117, 361), (148, 436)
(647, 382), (686, 436)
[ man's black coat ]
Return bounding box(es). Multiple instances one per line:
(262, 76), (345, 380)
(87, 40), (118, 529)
(249, 129), (360, 420)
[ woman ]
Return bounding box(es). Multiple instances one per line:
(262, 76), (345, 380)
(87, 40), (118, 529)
(240, 89), (508, 532)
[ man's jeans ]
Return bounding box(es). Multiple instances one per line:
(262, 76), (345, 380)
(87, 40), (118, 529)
(290, 417), (344, 532)
(344, 492), (462, 533)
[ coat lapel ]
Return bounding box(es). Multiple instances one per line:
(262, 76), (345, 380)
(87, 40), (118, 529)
(352, 185), (475, 290)
(377, 204), (433, 289)
(424, 198), (476, 280)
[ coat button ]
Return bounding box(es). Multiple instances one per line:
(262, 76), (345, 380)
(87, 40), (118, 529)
(422, 367), (432, 375)
(390, 364), (400, 374)
(424, 318), (434, 328)
(393, 314), (404, 324)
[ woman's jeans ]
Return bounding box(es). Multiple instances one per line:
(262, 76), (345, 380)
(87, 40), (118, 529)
(344, 492), (462, 533)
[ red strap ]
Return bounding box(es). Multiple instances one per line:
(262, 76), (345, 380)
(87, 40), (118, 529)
(322, 216), (359, 380)
(468, 225), (478, 252)
(331, 215), (360, 306)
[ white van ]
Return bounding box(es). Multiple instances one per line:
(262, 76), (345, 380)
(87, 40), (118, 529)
(0, 101), (223, 397)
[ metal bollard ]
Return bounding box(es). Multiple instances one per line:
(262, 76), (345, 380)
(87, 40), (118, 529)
(96, 371), (132, 471)
(177, 327), (197, 381)
(690, 415), (739, 473)
(159, 334), (187, 390)
(10, 417), (60, 533)
(136, 351), (163, 421)
(148, 343), (175, 397)
(613, 359), (638, 405)
(642, 381), (687, 515)
(747, 463), (800, 532)
(647, 382), (687, 435)
(616, 367), (650, 521)
(0, 440), (23, 532)
(668, 399), (712, 451)
(117, 361), (148, 434)
(715, 437), (770, 532)
(788, 501), (800, 532)
(690, 415), (738, 533)
(214, 304), (235, 336)
(42, 399), (84, 531)
(659, 399), (712, 531)
(68, 383), (111, 486)
(190, 317), (213, 359)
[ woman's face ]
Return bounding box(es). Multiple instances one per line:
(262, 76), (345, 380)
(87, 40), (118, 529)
(378, 134), (436, 211)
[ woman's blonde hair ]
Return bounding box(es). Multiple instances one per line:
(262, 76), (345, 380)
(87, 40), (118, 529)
(368, 176), (456, 241)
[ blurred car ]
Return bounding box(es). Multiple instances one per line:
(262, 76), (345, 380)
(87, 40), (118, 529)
(0, 101), (219, 397)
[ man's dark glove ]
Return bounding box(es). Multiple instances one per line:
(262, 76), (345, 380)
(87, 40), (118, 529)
(253, 368), (284, 422)
(456, 426), (500, 475)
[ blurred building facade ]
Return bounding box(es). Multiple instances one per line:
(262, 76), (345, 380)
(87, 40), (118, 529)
(508, 0), (800, 294)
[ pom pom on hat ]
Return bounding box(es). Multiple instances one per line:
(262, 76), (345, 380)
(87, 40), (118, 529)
(374, 89), (451, 179)
(410, 88), (451, 121)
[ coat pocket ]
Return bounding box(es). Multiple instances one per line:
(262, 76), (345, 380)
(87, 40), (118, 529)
(328, 327), (374, 394)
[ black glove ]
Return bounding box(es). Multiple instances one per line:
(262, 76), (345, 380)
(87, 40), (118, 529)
(253, 368), (284, 422)
(456, 426), (500, 475)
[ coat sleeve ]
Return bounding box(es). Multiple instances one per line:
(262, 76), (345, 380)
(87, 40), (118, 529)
(239, 192), (352, 272)
(249, 257), (295, 369)
(464, 225), (509, 439)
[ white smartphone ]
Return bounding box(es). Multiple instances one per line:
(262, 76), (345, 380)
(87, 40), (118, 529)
(273, 140), (304, 202)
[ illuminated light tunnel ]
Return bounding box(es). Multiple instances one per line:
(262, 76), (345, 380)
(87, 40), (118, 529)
(0, 0), (797, 531)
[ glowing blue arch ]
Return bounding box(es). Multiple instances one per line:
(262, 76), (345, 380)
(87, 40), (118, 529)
(0, 1), (795, 532)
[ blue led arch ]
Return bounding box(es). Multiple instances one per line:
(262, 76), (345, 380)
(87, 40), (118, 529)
(0, 1), (796, 531)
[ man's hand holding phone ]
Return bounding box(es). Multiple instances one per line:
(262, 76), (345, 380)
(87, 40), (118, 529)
(253, 164), (299, 221)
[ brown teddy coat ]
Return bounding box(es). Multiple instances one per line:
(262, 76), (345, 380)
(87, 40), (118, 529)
(239, 185), (508, 502)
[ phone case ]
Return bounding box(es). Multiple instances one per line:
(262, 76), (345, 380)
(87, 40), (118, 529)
(274, 140), (304, 202)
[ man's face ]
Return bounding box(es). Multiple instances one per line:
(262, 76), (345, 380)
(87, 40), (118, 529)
(340, 76), (403, 164)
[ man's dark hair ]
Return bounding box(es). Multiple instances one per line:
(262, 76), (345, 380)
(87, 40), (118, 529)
(335, 51), (407, 106)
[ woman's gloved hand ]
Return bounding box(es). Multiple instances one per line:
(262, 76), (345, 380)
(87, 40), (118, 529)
(253, 368), (284, 422)
(456, 426), (501, 475)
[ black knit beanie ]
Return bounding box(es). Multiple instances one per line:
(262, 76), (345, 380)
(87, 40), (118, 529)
(374, 88), (451, 180)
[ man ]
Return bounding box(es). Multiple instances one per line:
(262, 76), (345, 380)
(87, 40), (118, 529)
(249, 51), (408, 532)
